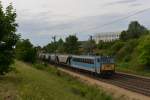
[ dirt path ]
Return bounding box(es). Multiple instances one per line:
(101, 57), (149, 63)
(58, 68), (150, 100)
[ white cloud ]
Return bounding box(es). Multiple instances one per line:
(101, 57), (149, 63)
(1, 0), (150, 46)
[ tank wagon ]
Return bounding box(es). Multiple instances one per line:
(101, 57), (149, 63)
(39, 53), (115, 76)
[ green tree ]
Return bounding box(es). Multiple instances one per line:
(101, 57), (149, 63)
(120, 31), (127, 40)
(82, 40), (96, 55)
(57, 38), (64, 53)
(97, 40), (104, 49)
(64, 35), (79, 54)
(43, 42), (56, 53)
(0, 2), (18, 75)
(128, 21), (148, 38)
(120, 21), (149, 40)
(138, 35), (150, 66)
(15, 39), (37, 63)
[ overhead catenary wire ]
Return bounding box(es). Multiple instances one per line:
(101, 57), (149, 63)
(50, 8), (150, 39)
(88, 7), (150, 31)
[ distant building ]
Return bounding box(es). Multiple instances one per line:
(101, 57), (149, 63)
(94, 32), (120, 44)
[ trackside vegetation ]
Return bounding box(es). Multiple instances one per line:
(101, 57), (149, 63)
(39, 21), (150, 77)
(15, 39), (37, 63)
(0, 2), (18, 75)
(115, 35), (150, 76)
(0, 61), (115, 100)
(95, 21), (150, 76)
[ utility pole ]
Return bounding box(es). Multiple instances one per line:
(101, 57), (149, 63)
(89, 35), (93, 55)
(52, 36), (56, 55)
(89, 35), (96, 73)
(52, 36), (57, 65)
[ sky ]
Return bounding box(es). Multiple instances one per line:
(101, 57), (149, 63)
(1, 0), (150, 46)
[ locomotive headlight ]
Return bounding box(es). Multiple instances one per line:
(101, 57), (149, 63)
(101, 64), (115, 71)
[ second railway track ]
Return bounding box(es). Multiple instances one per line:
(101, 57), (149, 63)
(99, 73), (150, 96)
(54, 64), (150, 97)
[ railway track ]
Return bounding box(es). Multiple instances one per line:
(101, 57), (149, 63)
(54, 64), (150, 97)
(99, 73), (150, 97)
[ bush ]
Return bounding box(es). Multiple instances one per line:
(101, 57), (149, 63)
(138, 35), (150, 66)
(15, 39), (37, 63)
(97, 41), (115, 50)
(117, 39), (138, 61)
(0, 51), (14, 75)
(33, 63), (48, 70)
(111, 41), (125, 55)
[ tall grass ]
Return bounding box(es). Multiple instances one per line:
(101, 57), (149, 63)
(0, 61), (114, 100)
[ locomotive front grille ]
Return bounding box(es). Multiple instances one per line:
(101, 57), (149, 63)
(101, 64), (115, 71)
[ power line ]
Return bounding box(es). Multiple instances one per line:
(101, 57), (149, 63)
(89, 7), (150, 31)
(50, 8), (150, 38)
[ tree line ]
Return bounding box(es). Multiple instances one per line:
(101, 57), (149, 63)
(96, 21), (150, 66)
(43, 35), (80, 54)
(13, 19), (150, 67)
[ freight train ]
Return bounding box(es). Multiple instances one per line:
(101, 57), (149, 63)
(38, 53), (115, 76)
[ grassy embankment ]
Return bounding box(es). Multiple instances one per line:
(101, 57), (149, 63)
(0, 61), (114, 100)
(116, 34), (150, 77)
(96, 34), (150, 77)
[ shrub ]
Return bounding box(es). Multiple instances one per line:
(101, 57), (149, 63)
(97, 41), (115, 50)
(15, 39), (37, 63)
(117, 39), (138, 61)
(111, 41), (125, 55)
(33, 63), (48, 70)
(138, 35), (150, 66)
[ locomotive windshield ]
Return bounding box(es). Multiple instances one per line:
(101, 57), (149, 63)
(97, 56), (114, 63)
